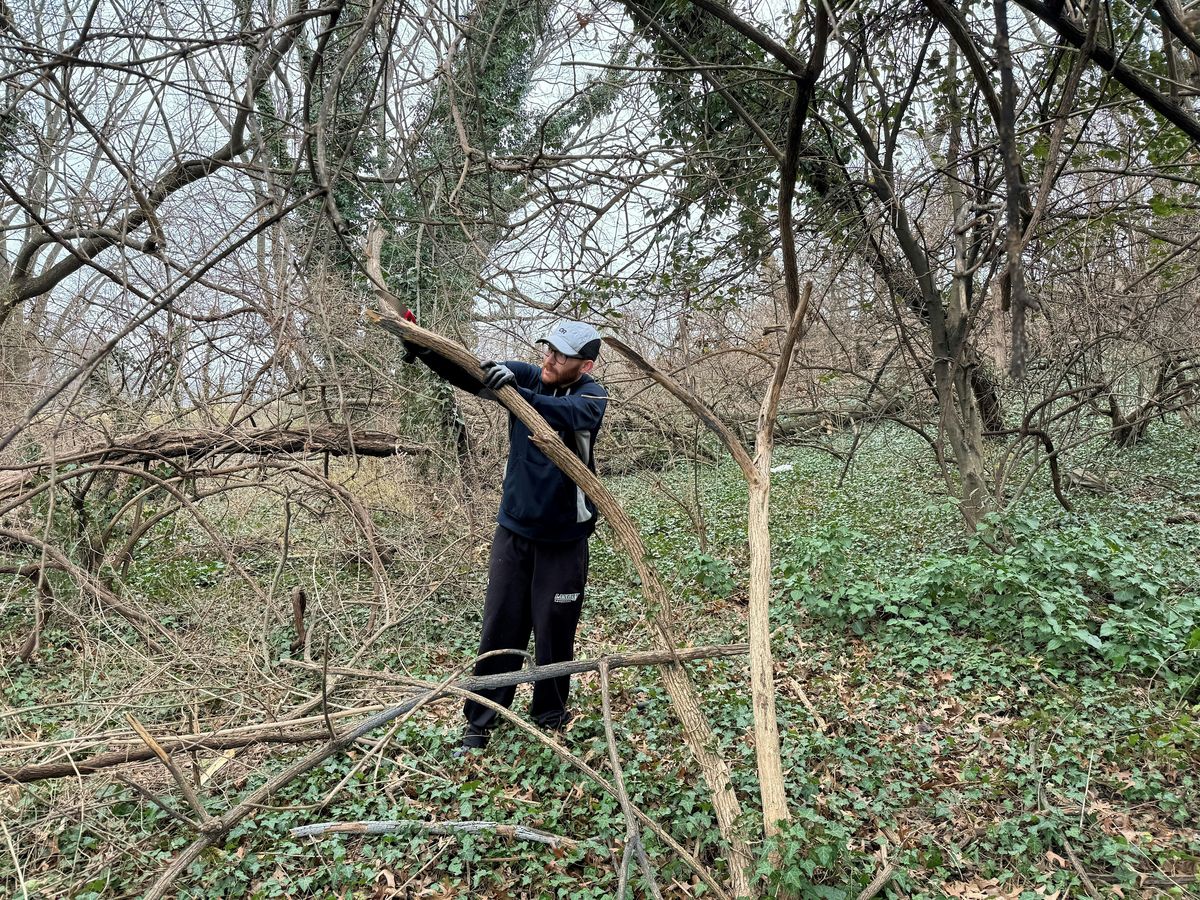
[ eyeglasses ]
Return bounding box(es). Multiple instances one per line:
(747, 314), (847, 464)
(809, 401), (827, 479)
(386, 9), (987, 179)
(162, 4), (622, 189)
(543, 347), (583, 365)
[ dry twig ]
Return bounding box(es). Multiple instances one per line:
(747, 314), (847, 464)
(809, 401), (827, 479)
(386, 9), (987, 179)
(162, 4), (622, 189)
(126, 714), (213, 826)
(291, 818), (580, 849)
(599, 660), (664, 900)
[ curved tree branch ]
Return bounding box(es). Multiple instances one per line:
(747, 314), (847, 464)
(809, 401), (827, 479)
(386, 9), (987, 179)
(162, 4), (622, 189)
(1015, 0), (1200, 143)
(7, 7), (324, 302)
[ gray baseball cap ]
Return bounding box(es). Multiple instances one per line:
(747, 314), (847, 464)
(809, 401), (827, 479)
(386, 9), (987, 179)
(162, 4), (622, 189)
(537, 320), (602, 361)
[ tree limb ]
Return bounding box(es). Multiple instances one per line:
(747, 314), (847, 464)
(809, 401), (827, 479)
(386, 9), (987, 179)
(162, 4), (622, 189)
(1015, 0), (1200, 143)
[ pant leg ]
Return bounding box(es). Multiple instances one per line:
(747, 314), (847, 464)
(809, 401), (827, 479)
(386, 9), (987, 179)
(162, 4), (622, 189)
(463, 526), (534, 732)
(529, 537), (588, 726)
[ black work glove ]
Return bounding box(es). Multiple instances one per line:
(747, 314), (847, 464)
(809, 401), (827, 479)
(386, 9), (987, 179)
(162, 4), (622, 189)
(481, 361), (516, 391)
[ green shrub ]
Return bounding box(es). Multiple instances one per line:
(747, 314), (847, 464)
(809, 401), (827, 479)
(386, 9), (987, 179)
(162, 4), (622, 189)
(756, 809), (862, 897)
(778, 514), (1200, 687)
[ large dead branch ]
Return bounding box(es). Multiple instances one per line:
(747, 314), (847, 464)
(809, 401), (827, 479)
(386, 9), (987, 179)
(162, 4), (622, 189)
(0, 425), (425, 504)
(142, 663), (736, 900)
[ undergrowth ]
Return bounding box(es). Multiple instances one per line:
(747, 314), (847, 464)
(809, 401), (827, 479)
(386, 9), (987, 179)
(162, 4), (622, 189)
(2, 425), (1198, 897)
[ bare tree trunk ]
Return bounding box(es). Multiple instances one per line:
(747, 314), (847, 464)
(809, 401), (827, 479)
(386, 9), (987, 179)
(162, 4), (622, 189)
(0, 275), (32, 424)
(607, 279), (809, 851)
(938, 363), (990, 529)
(746, 289), (811, 837)
(936, 24), (992, 530)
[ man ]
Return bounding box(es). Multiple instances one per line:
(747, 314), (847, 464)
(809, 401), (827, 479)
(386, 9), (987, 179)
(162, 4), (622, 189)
(405, 320), (607, 752)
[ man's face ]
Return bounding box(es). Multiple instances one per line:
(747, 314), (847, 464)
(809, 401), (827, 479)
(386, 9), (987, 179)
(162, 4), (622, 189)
(541, 346), (594, 386)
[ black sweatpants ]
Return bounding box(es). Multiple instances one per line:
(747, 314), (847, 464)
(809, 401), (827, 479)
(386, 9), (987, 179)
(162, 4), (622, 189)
(464, 525), (588, 733)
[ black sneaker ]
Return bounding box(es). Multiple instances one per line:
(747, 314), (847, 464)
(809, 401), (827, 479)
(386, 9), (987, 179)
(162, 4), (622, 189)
(535, 710), (575, 733)
(452, 725), (490, 759)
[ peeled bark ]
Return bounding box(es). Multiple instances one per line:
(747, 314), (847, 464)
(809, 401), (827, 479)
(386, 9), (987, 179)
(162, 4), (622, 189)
(746, 292), (811, 837)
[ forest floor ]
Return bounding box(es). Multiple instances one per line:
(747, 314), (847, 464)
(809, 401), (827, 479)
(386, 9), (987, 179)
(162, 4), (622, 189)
(2, 424), (1198, 898)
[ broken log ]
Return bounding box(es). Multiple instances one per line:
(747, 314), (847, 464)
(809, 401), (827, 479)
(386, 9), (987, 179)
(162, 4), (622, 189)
(0, 426), (427, 503)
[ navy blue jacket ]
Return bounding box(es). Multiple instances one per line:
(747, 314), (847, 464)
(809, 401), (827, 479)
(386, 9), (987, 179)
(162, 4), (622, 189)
(414, 351), (607, 542)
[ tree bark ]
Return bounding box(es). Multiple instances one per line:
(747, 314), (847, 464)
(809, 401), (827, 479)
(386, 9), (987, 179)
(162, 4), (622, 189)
(932, 21), (993, 530)
(939, 363), (991, 529)
(746, 290), (811, 837)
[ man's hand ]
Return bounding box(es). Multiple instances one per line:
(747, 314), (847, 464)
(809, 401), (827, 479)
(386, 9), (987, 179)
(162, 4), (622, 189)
(481, 361), (516, 390)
